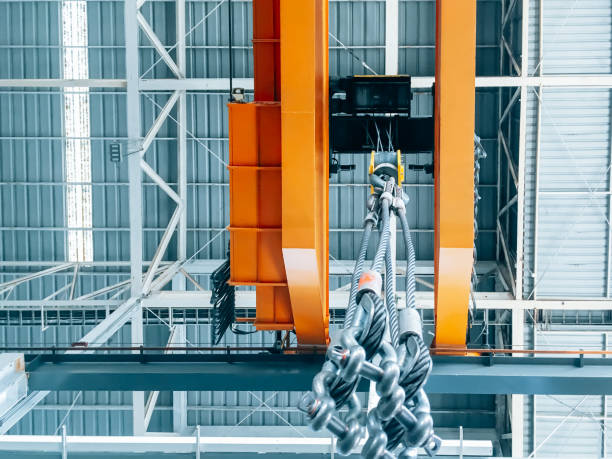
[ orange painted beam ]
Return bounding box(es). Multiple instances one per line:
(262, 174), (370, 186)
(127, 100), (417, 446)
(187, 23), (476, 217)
(280, 0), (329, 345)
(228, 0), (293, 332)
(252, 0), (280, 101)
(433, 0), (477, 349)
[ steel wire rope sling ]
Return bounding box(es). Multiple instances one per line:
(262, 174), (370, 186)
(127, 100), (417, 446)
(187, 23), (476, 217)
(298, 151), (441, 458)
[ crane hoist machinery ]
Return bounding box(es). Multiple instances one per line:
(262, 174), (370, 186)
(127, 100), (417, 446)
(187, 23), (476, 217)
(223, 0), (477, 457)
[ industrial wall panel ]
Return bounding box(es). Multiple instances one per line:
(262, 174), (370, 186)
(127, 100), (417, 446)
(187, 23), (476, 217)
(138, 2), (176, 80)
(0, 143), (65, 268)
(398, 0), (435, 76)
(87, 1), (125, 79)
(541, 0), (612, 75)
(475, 0), (502, 76)
(329, 0), (385, 77)
(186, 0), (253, 79)
(538, 90), (610, 193)
(0, 1), (61, 80)
(522, 89), (611, 299)
(0, 0), (64, 268)
(523, 329), (609, 457)
(535, 194), (608, 298)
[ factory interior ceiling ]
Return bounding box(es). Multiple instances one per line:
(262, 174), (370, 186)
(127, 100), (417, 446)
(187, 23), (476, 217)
(0, 0), (612, 458)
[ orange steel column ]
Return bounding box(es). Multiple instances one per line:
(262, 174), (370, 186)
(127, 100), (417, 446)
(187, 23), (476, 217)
(280, 0), (329, 345)
(433, 0), (477, 349)
(228, 0), (294, 331)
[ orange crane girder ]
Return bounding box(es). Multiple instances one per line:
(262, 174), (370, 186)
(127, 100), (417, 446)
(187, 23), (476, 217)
(228, 0), (329, 344)
(433, 0), (477, 349)
(280, 0), (329, 345)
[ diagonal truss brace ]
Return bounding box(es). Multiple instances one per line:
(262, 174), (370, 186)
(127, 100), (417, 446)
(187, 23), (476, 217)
(138, 91), (185, 294)
(0, 263), (75, 296)
(136, 11), (182, 79)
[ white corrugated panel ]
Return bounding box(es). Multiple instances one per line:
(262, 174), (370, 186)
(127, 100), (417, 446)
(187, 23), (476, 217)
(605, 389), (612, 455)
(523, 89), (611, 299)
(523, 329), (608, 457)
(535, 194), (608, 298)
(541, 0), (612, 75)
(538, 90), (610, 192)
(536, 329), (606, 353)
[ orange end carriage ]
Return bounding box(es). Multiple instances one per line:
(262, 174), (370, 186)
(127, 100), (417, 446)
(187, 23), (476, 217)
(228, 0), (329, 345)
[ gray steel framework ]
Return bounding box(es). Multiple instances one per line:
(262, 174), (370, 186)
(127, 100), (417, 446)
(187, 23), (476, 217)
(1, 0), (612, 456)
(21, 354), (612, 396)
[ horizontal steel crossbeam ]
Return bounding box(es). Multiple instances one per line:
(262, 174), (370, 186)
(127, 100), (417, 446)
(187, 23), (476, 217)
(0, 431), (493, 457)
(24, 354), (612, 395)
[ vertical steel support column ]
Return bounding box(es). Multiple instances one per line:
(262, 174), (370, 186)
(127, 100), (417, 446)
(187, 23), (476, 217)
(511, 307), (525, 456)
(125, 0), (145, 435)
(126, 3), (143, 299)
(171, 320), (187, 433)
(512, 1), (530, 453)
(603, 334), (608, 457)
(385, 0), (399, 76)
(173, 0), (188, 433)
(516, 0), (530, 301)
(177, 0), (187, 274)
(280, 0), (329, 345)
(131, 309), (145, 435)
(433, 0), (477, 348)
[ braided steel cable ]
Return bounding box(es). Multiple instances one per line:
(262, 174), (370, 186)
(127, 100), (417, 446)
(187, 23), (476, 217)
(471, 135), (487, 310)
(346, 219), (375, 327)
(299, 172), (440, 458)
(385, 244), (399, 347)
(397, 207), (416, 310)
(372, 197), (392, 273)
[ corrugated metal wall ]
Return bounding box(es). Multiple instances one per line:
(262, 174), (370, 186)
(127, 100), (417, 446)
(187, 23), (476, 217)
(528, 0), (612, 76)
(523, 89), (611, 299)
(521, 0), (612, 299)
(0, 1), (64, 267)
(541, 0), (612, 75)
(523, 328), (610, 457)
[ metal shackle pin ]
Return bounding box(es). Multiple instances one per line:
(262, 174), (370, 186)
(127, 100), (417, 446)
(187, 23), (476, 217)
(298, 392), (364, 455)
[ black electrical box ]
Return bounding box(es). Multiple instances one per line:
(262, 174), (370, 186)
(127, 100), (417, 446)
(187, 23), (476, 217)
(331, 75), (412, 114)
(328, 74), (434, 177)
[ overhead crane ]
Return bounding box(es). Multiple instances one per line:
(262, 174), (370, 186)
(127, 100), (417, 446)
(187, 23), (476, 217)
(225, 0), (477, 456)
(227, 0), (476, 350)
